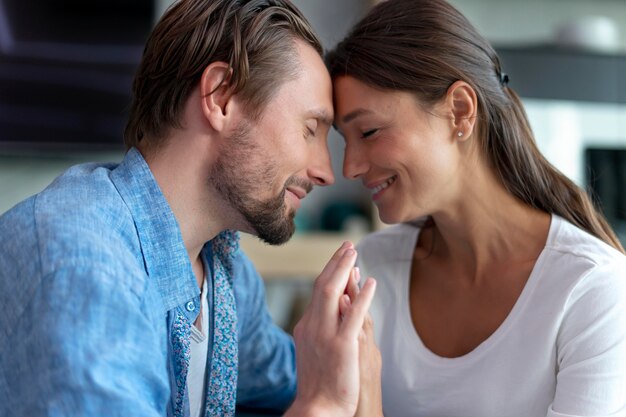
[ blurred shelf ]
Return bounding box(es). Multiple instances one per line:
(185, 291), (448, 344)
(239, 231), (364, 280)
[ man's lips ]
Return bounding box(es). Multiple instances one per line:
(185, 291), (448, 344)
(286, 187), (306, 200)
(286, 188), (304, 210)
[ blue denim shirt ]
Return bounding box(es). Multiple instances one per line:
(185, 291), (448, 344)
(0, 148), (296, 416)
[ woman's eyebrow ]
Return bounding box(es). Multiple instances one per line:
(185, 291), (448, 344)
(341, 108), (373, 124)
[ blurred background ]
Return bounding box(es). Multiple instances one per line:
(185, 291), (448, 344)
(1, 0), (626, 332)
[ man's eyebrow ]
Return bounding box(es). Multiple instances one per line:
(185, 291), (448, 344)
(308, 109), (334, 127)
(340, 108), (372, 124)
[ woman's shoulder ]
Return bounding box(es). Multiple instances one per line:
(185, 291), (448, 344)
(538, 215), (626, 304)
(547, 215), (626, 271)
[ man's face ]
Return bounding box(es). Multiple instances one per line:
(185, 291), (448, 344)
(210, 39), (335, 245)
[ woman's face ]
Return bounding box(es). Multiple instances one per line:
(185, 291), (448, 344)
(333, 76), (463, 224)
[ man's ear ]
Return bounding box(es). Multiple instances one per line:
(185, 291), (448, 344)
(446, 80), (477, 142)
(199, 62), (236, 133)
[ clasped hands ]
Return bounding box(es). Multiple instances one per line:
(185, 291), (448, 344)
(285, 241), (384, 417)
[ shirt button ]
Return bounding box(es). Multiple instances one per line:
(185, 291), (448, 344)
(186, 301), (195, 311)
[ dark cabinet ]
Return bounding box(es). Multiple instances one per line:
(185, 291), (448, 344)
(496, 46), (626, 104)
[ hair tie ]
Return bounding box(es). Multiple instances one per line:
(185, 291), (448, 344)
(500, 72), (510, 87)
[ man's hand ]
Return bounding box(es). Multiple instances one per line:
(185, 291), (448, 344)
(285, 242), (377, 417)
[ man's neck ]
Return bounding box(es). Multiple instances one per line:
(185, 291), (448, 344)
(137, 139), (226, 267)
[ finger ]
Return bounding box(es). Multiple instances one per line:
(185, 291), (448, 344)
(312, 248), (358, 319)
(345, 267), (360, 302)
(340, 277), (377, 340)
(315, 241), (354, 288)
(362, 312), (375, 340)
(345, 266), (355, 293)
(303, 243), (354, 338)
(339, 293), (351, 319)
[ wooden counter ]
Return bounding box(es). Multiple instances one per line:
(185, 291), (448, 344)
(239, 232), (364, 280)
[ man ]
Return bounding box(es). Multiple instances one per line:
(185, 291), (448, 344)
(0, 1), (376, 416)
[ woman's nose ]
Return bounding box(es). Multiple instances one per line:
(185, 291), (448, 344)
(343, 143), (368, 180)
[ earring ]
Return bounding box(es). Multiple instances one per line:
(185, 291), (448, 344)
(457, 131), (463, 137)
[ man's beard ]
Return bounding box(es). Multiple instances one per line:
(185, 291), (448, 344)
(209, 121), (309, 245)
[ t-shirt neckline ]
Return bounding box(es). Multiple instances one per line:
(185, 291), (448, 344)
(398, 214), (560, 365)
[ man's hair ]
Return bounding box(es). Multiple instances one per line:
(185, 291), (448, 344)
(124, 0), (322, 150)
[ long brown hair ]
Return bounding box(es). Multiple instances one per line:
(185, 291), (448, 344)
(327, 0), (624, 253)
(124, 0), (322, 150)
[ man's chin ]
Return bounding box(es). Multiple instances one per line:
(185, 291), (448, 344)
(256, 224), (295, 246)
(253, 215), (296, 246)
(259, 235), (292, 246)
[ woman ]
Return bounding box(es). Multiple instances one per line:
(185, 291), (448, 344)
(327, 0), (626, 416)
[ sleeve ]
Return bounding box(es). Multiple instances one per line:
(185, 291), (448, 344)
(548, 261), (626, 417)
(0, 264), (170, 417)
(232, 250), (297, 413)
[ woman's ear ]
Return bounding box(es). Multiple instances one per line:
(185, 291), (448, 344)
(446, 80), (477, 142)
(199, 62), (236, 133)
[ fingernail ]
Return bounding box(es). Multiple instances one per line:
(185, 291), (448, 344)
(343, 294), (352, 306)
(354, 267), (361, 282)
(344, 248), (355, 257)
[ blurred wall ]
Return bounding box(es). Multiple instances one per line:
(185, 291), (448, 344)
(449, 0), (626, 50)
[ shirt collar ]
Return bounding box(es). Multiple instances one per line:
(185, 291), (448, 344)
(110, 147), (199, 312)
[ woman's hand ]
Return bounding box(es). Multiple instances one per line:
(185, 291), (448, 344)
(342, 267), (384, 417)
(354, 312), (383, 417)
(285, 242), (377, 417)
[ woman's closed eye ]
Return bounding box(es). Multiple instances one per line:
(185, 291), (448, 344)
(361, 128), (378, 139)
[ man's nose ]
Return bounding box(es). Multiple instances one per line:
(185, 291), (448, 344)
(308, 142), (335, 186)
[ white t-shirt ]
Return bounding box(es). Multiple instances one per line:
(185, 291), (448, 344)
(357, 215), (626, 417)
(188, 276), (210, 417)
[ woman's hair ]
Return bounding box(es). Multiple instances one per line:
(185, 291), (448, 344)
(124, 0), (322, 150)
(327, 0), (624, 253)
